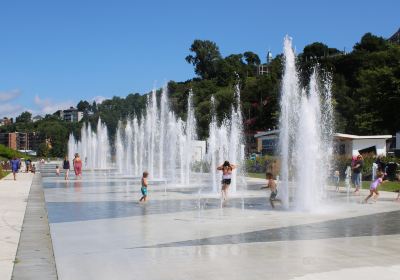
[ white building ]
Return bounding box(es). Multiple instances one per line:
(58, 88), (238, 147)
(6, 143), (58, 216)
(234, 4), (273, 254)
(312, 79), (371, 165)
(334, 133), (392, 157)
(254, 130), (392, 157)
(55, 107), (83, 122)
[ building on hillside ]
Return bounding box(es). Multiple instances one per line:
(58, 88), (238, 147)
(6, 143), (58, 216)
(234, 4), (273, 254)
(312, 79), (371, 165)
(0, 117), (13, 126)
(254, 130), (393, 157)
(54, 107), (83, 122)
(0, 132), (40, 152)
(257, 50), (273, 76)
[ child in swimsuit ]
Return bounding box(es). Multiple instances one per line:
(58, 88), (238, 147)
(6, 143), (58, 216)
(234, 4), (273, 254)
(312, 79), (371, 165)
(139, 171), (149, 202)
(364, 171), (386, 203)
(217, 161), (237, 201)
(261, 172), (280, 208)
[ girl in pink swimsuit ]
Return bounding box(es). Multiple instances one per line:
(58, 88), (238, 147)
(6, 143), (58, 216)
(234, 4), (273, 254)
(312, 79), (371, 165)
(364, 171), (385, 203)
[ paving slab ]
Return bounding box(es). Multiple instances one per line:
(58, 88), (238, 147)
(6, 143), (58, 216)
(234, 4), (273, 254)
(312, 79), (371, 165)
(0, 172), (33, 280)
(40, 168), (400, 280)
(12, 173), (58, 279)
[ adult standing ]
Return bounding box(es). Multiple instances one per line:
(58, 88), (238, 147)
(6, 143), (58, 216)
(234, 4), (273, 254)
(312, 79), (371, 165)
(63, 156), (70, 180)
(352, 154), (364, 194)
(73, 153), (82, 179)
(217, 161), (236, 201)
(10, 156), (21, 181)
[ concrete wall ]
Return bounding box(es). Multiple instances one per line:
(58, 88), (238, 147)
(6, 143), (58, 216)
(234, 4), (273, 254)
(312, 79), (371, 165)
(352, 138), (387, 156)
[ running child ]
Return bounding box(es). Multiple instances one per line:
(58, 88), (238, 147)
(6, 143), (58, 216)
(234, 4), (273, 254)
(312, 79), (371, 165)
(261, 172), (281, 208)
(139, 171), (149, 202)
(364, 171), (386, 203)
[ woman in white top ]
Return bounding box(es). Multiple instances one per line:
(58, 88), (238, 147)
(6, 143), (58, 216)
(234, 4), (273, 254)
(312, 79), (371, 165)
(217, 161), (237, 200)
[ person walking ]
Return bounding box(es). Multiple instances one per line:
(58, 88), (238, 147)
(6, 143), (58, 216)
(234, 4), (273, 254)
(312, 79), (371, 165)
(63, 156), (70, 180)
(73, 153), (83, 179)
(10, 156), (21, 181)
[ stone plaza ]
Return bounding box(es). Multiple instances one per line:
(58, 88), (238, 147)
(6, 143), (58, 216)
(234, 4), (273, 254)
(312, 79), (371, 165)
(2, 163), (399, 280)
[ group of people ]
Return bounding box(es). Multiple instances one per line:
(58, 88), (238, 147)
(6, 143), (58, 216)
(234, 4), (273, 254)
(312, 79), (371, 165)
(332, 154), (399, 203)
(57, 153), (83, 180)
(7, 157), (36, 181)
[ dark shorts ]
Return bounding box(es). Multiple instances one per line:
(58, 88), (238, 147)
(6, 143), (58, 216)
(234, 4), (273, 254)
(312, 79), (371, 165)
(270, 190), (278, 200)
(222, 179), (231, 185)
(141, 187), (147, 196)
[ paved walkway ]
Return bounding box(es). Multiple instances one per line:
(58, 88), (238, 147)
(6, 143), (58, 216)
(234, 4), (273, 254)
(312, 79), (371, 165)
(0, 172), (33, 280)
(41, 169), (400, 280)
(12, 173), (58, 279)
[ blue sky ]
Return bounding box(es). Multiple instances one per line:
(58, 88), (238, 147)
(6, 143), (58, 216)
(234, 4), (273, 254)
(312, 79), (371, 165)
(0, 0), (399, 117)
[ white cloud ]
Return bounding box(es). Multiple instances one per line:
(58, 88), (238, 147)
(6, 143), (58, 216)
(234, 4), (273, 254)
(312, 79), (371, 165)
(0, 103), (23, 118)
(0, 89), (21, 102)
(34, 95), (75, 115)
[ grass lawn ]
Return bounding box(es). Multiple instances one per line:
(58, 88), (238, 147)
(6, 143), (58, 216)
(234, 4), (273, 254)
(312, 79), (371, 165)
(0, 171), (10, 180)
(361, 180), (400, 192)
(247, 172), (400, 192)
(247, 172), (265, 179)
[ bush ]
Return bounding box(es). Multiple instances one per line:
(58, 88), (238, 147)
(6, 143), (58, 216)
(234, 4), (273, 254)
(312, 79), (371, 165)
(245, 155), (279, 173)
(0, 144), (28, 160)
(0, 165), (7, 179)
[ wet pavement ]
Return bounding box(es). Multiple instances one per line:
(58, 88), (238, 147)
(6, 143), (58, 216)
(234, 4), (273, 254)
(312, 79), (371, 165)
(41, 167), (400, 280)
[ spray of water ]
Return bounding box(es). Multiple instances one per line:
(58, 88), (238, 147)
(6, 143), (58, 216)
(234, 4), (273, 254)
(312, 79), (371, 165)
(279, 36), (334, 211)
(68, 118), (111, 169)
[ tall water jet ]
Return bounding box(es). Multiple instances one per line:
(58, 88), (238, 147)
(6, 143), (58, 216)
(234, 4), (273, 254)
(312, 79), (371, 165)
(278, 36), (334, 211)
(68, 118), (111, 169)
(208, 96), (218, 192)
(183, 90), (197, 184)
(206, 84), (245, 193)
(114, 86), (198, 183)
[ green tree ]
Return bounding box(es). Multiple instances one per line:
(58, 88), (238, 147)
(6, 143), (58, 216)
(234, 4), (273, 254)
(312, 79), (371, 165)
(37, 143), (50, 157)
(243, 51), (261, 65)
(354, 33), (388, 52)
(185, 40), (222, 79)
(16, 111), (32, 123)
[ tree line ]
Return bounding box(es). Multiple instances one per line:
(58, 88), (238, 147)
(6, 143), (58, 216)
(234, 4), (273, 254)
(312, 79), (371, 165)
(1, 31), (399, 157)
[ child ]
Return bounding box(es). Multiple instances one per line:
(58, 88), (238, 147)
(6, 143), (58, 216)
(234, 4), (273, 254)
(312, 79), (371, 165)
(364, 171), (386, 203)
(56, 165), (60, 176)
(139, 171), (149, 202)
(334, 170), (340, 192)
(395, 191), (400, 202)
(261, 172), (280, 208)
(31, 164), (36, 174)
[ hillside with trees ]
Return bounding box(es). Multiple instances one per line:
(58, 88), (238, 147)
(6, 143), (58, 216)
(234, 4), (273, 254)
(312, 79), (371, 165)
(1, 31), (399, 157)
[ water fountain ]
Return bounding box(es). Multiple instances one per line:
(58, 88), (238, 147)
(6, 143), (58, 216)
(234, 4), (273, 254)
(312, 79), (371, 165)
(115, 86), (197, 183)
(207, 84), (245, 193)
(68, 118), (111, 169)
(279, 35), (334, 211)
